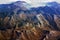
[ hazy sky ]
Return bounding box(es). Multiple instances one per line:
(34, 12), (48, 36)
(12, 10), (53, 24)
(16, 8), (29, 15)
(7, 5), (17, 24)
(0, 0), (60, 4)
(0, 0), (17, 4)
(0, 0), (60, 7)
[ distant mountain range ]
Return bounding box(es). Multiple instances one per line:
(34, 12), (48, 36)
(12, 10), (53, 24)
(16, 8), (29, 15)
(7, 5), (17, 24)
(0, 1), (60, 16)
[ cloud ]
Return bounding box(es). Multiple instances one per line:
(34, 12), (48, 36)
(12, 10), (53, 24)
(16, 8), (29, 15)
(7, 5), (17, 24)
(0, 0), (60, 7)
(55, 0), (60, 3)
(0, 0), (17, 4)
(25, 0), (55, 7)
(0, 0), (60, 4)
(0, 0), (55, 4)
(19, 0), (60, 7)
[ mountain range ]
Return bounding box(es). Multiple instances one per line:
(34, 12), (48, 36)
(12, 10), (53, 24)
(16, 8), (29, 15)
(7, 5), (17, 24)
(0, 1), (60, 40)
(0, 1), (60, 30)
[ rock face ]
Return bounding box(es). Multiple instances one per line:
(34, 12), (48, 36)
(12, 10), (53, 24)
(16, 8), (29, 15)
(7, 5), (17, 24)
(0, 1), (60, 40)
(36, 13), (60, 31)
(54, 15), (60, 30)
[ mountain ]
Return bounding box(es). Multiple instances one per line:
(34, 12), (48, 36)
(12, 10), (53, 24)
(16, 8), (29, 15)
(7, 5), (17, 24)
(0, 1), (30, 18)
(30, 4), (60, 15)
(0, 2), (60, 16)
(30, 2), (60, 31)
(0, 1), (60, 40)
(0, 1), (60, 30)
